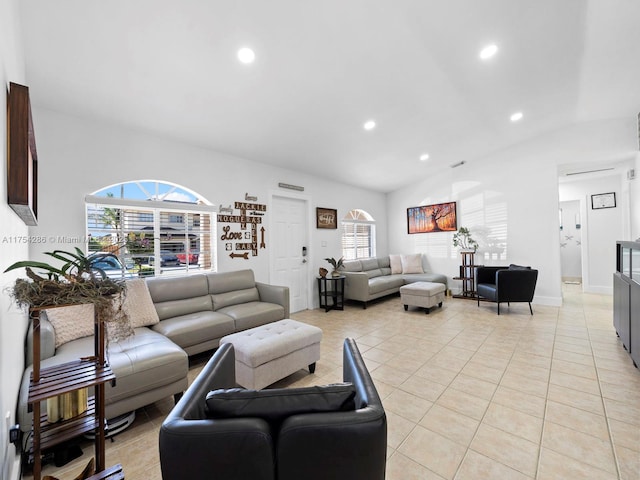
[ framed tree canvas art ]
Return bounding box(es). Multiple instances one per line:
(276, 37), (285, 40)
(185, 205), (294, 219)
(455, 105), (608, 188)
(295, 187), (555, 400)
(407, 202), (457, 234)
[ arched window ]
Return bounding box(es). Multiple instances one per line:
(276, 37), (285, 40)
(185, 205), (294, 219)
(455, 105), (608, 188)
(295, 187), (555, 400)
(85, 180), (217, 278)
(341, 209), (376, 260)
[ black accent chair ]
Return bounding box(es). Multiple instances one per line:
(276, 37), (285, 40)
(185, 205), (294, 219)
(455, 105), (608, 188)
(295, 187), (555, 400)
(476, 265), (538, 315)
(159, 338), (387, 480)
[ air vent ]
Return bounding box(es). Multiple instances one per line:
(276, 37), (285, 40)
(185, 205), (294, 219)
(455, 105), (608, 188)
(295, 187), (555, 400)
(628, 169), (636, 180)
(450, 161), (466, 168)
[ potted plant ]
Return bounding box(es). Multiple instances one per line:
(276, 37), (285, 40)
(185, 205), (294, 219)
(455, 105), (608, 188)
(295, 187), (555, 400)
(324, 257), (345, 277)
(452, 227), (478, 252)
(3, 248), (130, 339)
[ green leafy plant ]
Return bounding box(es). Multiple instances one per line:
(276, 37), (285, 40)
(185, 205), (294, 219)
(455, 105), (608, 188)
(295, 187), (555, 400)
(324, 257), (344, 271)
(452, 227), (478, 251)
(3, 248), (126, 315)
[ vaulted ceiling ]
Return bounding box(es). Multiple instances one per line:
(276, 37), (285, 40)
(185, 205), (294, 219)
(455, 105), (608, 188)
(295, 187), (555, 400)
(20, 0), (640, 192)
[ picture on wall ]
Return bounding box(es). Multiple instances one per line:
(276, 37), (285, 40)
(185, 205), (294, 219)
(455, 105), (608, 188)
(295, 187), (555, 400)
(316, 207), (338, 229)
(407, 202), (457, 234)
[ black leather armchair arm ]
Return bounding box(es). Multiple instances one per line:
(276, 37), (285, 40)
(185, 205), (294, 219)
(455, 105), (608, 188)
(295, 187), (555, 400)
(277, 339), (387, 480)
(159, 344), (275, 480)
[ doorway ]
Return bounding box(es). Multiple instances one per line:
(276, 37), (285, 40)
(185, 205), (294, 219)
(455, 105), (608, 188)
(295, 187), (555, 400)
(269, 192), (311, 313)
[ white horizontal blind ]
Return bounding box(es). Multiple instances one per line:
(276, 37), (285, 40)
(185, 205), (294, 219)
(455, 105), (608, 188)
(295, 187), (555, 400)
(341, 222), (376, 260)
(86, 198), (216, 278)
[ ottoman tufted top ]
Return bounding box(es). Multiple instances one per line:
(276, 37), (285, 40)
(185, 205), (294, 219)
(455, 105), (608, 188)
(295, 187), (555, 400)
(220, 319), (323, 368)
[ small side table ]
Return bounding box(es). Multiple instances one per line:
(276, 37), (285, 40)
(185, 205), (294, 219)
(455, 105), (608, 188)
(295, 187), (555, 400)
(317, 276), (345, 312)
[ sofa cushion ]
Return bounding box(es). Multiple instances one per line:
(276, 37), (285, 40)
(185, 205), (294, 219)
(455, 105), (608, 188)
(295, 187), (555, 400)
(342, 260), (362, 272)
(205, 383), (356, 424)
(147, 274), (209, 303)
(106, 327), (188, 404)
(401, 254), (424, 274)
(207, 269), (256, 294)
(360, 258), (379, 272)
(389, 255), (402, 274)
(365, 269), (384, 279)
(377, 256), (391, 269)
(368, 275), (404, 295)
(218, 302), (286, 332)
(211, 287), (260, 310)
(151, 310), (235, 349)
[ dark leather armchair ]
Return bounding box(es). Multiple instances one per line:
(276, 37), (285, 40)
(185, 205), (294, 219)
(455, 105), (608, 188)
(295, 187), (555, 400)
(159, 338), (387, 480)
(476, 265), (538, 315)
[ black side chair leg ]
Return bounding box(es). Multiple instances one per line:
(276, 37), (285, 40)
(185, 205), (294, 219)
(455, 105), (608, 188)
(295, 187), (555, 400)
(529, 302), (533, 315)
(497, 303), (500, 315)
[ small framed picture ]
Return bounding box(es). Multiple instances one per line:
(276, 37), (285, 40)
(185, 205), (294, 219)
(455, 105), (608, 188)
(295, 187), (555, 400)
(591, 192), (616, 210)
(316, 207), (337, 229)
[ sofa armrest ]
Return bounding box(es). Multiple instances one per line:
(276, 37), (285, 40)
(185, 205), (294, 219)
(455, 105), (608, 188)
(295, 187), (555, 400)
(25, 316), (56, 367)
(495, 269), (539, 302)
(255, 282), (290, 318)
(342, 272), (370, 302)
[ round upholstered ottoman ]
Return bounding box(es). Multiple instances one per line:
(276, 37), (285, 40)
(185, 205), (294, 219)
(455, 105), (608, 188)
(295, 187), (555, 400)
(399, 281), (446, 314)
(219, 319), (323, 389)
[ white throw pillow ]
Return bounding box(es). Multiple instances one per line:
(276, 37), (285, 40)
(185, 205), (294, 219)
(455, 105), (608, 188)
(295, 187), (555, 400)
(401, 254), (424, 274)
(122, 279), (160, 328)
(389, 254), (402, 274)
(46, 304), (95, 348)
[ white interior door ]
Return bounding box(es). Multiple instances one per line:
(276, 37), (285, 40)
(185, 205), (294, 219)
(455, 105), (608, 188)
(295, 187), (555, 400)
(271, 195), (309, 313)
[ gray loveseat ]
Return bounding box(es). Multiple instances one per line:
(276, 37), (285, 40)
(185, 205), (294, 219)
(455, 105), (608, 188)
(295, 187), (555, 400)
(342, 254), (447, 308)
(18, 269), (289, 444)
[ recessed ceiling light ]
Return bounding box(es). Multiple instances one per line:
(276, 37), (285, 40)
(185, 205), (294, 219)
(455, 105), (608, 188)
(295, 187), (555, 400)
(510, 111), (523, 122)
(420, 153), (430, 161)
(363, 120), (376, 131)
(237, 47), (256, 64)
(479, 44), (498, 60)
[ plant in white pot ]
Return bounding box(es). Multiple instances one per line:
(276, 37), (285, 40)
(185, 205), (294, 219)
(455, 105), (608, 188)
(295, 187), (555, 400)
(452, 227), (478, 252)
(324, 257), (345, 277)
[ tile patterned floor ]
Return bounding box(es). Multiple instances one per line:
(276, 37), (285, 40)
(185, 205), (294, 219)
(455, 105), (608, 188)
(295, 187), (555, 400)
(24, 285), (640, 479)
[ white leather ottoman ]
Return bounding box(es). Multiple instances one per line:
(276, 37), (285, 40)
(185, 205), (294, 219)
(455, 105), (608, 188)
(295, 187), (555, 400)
(400, 281), (446, 314)
(219, 319), (323, 389)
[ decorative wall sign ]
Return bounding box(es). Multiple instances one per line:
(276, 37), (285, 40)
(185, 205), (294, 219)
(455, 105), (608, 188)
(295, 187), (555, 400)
(407, 202), (457, 234)
(316, 207), (337, 229)
(217, 197), (267, 259)
(591, 192), (616, 210)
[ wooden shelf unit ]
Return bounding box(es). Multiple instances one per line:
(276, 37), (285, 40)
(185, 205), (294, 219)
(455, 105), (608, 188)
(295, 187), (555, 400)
(452, 251), (482, 299)
(27, 305), (118, 480)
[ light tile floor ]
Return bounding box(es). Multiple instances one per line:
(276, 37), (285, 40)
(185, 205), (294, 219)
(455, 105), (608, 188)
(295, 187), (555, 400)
(25, 285), (640, 479)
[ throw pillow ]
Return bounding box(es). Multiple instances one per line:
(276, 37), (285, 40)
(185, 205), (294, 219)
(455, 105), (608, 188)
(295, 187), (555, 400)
(508, 264), (531, 270)
(401, 254), (424, 274)
(45, 304), (95, 348)
(121, 279), (160, 328)
(389, 254), (402, 274)
(205, 383), (356, 423)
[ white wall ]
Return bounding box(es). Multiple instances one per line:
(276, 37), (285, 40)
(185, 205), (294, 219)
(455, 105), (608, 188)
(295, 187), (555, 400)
(0, 1), (29, 479)
(559, 172), (630, 294)
(387, 118), (638, 306)
(28, 108), (388, 307)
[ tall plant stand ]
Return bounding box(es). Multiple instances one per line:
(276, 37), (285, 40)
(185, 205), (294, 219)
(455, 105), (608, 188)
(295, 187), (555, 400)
(27, 305), (123, 480)
(452, 251), (481, 299)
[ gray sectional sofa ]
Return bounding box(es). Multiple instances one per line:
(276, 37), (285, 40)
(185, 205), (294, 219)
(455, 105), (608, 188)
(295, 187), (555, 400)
(342, 254), (447, 308)
(18, 269), (289, 440)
